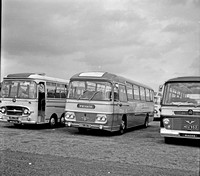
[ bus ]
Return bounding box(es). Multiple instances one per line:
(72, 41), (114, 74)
(0, 73), (69, 127)
(64, 71), (154, 134)
(153, 88), (163, 120)
(160, 76), (200, 142)
(154, 95), (161, 120)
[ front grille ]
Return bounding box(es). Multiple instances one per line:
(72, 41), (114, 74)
(172, 118), (200, 131)
(75, 112), (97, 123)
(6, 106), (23, 116)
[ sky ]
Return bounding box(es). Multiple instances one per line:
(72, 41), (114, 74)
(1, 0), (200, 91)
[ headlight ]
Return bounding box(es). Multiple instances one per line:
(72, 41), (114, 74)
(95, 114), (107, 123)
(0, 107), (6, 114)
(163, 118), (171, 129)
(65, 112), (76, 121)
(23, 108), (31, 115)
(163, 118), (170, 125)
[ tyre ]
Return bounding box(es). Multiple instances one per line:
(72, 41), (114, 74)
(13, 123), (22, 127)
(118, 118), (126, 135)
(144, 116), (149, 128)
(78, 127), (87, 133)
(60, 116), (65, 127)
(164, 137), (171, 144)
(49, 116), (56, 128)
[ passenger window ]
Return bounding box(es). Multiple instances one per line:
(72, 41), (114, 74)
(145, 89), (150, 101)
(47, 82), (56, 98)
(126, 83), (133, 101)
(112, 84), (119, 101)
(60, 84), (67, 98)
(150, 90), (154, 102)
(119, 85), (128, 102)
(133, 85), (140, 100)
(140, 87), (146, 101)
(55, 84), (60, 98)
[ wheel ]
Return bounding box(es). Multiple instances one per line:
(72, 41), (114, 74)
(164, 137), (171, 144)
(118, 118), (126, 135)
(60, 116), (65, 127)
(78, 127), (87, 133)
(144, 116), (149, 128)
(49, 117), (56, 128)
(13, 123), (22, 127)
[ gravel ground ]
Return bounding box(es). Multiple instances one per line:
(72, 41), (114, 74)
(0, 121), (199, 176)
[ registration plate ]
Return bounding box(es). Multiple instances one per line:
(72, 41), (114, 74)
(79, 124), (91, 128)
(9, 116), (19, 120)
(180, 133), (197, 137)
(183, 125), (198, 130)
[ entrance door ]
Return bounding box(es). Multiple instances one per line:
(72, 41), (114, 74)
(38, 82), (45, 122)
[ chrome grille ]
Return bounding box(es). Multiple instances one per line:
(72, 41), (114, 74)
(172, 118), (200, 131)
(6, 106), (23, 116)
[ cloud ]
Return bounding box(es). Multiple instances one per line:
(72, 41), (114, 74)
(2, 0), (200, 90)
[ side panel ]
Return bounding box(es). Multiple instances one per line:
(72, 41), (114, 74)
(45, 98), (66, 123)
(126, 101), (154, 128)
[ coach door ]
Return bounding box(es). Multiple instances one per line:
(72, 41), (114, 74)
(113, 84), (129, 128)
(38, 82), (46, 122)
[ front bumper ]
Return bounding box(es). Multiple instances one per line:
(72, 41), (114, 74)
(160, 128), (200, 139)
(65, 121), (119, 132)
(0, 115), (37, 124)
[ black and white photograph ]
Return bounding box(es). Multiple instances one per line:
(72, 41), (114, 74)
(1, 0), (200, 175)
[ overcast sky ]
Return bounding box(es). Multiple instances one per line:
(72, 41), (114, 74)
(1, 0), (200, 91)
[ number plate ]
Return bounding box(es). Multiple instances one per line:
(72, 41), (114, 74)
(79, 124), (91, 128)
(183, 125), (198, 130)
(9, 116), (18, 120)
(180, 133), (197, 137)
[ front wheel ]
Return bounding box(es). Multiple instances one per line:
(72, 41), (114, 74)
(60, 116), (65, 127)
(164, 137), (172, 144)
(118, 118), (126, 135)
(49, 117), (56, 128)
(13, 123), (22, 127)
(144, 116), (149, 128)
(78, 127), (87, 133)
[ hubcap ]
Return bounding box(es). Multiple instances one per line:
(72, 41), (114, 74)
(121, 120), (125, 130)
(60, 117), (64, 124)
(51, 118), (55, 126)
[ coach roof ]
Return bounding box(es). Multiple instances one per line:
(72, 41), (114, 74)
(5, 73), (69, 83)
(165, 76), (200, 83)
(70, 71), (153, 90)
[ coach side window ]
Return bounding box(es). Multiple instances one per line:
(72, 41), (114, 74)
(126, 83), (133, 101)
(145, 89), (150, 101)
(133, 85), (140, 100)
(113, 84), (119, 101)
(140, 87), (146, 101)
(150, 90), (154, 102)
(119, 85), (128, 102)
(47, 82), (56, 98)
(55, 84), (61, 98)
(60, 84), (67, 98)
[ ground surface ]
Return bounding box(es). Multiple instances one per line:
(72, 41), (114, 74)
(0, 121), (199, 176)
